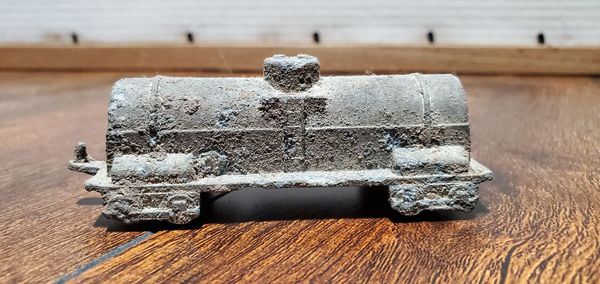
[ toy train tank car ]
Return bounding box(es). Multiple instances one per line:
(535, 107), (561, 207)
(69, 54), (493, 224)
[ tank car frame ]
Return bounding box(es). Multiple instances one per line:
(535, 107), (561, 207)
(70, 156), (491, 224)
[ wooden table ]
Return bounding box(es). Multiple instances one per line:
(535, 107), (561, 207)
(0, 72), (598, 283)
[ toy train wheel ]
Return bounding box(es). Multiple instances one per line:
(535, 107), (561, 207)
(166, 194), (200, 224)
(104, 196), (140, 223)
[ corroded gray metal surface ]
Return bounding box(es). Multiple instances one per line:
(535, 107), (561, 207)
(69, 54), (492, 224)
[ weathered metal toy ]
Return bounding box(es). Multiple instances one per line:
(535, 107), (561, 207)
(69, 54), (492, 224)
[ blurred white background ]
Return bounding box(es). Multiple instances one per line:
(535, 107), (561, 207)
(1, 0), (599, 46)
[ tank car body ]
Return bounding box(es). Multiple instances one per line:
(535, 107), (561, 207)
(69, 54), (492, 224)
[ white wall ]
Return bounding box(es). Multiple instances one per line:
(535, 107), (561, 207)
(1, 0), (599, 46)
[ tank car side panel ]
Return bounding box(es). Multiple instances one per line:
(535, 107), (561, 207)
(303, 75), (425, 171)
(154, 77), (288, 174)
(302, 74), (471, 172)
(305, 75), (425, 128)
(155, 77), (281, 130)
(303, 126), (423, 171)
(158, 129), (285, 174)
(106, 76), (288, 175)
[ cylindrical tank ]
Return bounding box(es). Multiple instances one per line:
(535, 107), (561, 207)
(106, 57), (469, 175)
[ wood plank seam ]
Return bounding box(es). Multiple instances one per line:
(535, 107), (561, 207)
(54, 232), (154, 284)
(53, 193), (229, 283)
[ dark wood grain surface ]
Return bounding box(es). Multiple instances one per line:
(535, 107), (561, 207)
(0, 73), (598, 283)
(0, 73), (153, 283)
